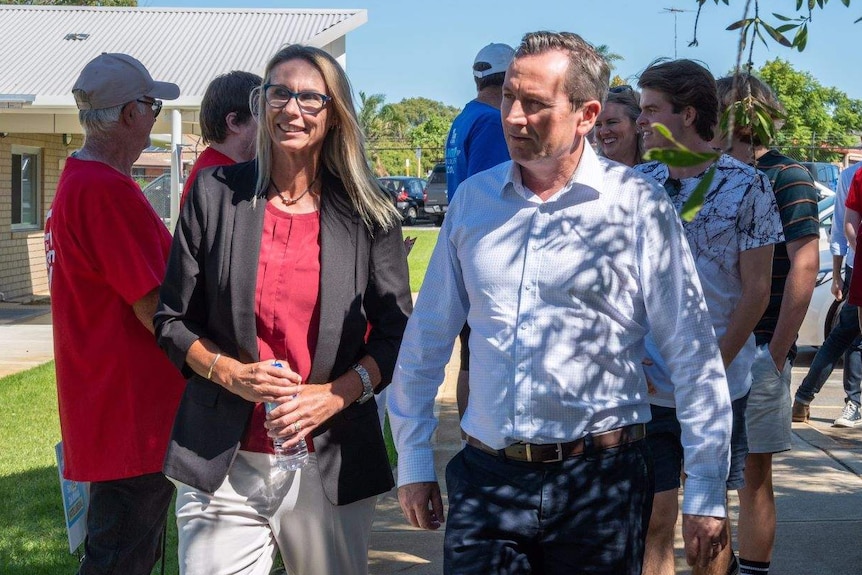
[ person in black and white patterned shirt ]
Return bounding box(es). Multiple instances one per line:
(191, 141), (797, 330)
(634, 59), (784, 575)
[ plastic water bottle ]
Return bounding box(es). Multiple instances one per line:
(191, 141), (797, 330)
(266, 362), (309, 470)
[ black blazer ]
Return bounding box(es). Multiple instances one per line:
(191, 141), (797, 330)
(155, 160), (412, 504)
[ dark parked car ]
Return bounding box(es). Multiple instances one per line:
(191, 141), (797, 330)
(423, 163), (448, 227)
(378, 176), (427, 225)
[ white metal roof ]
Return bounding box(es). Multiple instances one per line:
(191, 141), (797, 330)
(0, 5), (367, 108)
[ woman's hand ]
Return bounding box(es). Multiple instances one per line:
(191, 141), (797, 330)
(263, 357), (380, 447)
(218, 358), (303, 404)
(264, 382), (346, 447)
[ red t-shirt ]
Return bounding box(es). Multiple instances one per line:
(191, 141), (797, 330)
(45, 157), (185, 482)
(848, 169), (862, 304)
(180, 147), (235, 209)
(240, 201), (321, 453)
(845, 167), (862, 212)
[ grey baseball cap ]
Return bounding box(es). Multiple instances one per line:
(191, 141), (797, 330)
(72, 53), (180, 110)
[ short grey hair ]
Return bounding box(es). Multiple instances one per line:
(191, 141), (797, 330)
(515, 31), (610, 107)
(79, 101), (145, 136)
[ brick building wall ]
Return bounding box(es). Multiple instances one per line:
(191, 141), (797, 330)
(0, 133), (83, 301)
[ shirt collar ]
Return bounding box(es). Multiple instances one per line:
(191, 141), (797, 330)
(502, 144), (605, 201)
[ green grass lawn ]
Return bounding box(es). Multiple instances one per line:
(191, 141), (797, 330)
(0, 228), (436, 574)
(405, 228), (439, 293)
(0, 362), (179, 575)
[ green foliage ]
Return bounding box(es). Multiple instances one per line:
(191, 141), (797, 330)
(357, 91), (391, 143)
(409, 115), (450, 152)
(758, 58), (862, 161)
(692, 0), (859, 51)
(594, 44), (624, 71)
(384, 97), (460, 133)
(643, 123), (720, 220)
(681, 167), (716, 222)
(719, 91), (783, 148)
(643, 123), (721, 167)
(359, 96), (459, 176)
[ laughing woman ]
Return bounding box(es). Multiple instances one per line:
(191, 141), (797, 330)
(155, 44), (412, 575)
(595, 85), (644, 167)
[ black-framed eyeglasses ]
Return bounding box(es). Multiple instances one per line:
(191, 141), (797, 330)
(263, 83), (330, 114)
(137, 98), (163, 119)
(609, 85), (634, 94)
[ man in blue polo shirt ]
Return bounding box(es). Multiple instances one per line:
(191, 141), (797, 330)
(444, 42), (514, 417)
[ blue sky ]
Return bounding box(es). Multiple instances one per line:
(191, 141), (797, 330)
(146, 0), (862, 109)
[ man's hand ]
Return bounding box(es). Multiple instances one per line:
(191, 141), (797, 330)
(398, 481), (445, 530)
(682, 514), (727, 568)
(832, 276), (845, 301)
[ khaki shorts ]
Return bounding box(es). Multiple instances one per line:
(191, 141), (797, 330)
(746, 343), (793, 454)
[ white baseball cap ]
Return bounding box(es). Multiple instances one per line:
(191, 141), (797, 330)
(473, 43), (515, 78)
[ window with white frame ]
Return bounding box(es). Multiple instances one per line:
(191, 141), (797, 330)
(11, 146), (41, 230)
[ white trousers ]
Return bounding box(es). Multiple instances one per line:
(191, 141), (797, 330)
(172, 450), (377, 575)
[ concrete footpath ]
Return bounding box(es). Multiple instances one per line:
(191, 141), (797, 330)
(2, 303), (861, 574)
(0, 302), (54, 378)
(367, 345), (862, 575)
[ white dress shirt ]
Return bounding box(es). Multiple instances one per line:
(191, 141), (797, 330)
(389, 147), (732, 517)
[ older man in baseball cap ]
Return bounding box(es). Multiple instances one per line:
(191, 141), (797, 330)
(45, 53), (185, 575)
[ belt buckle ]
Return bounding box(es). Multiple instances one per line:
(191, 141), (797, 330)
(525, 442), (563, 463)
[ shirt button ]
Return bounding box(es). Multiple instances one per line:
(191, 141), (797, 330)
(532, 244), (539, 251)
(518, 365), (525, 372)
(516, 405), (525, 415)
(525, 284), (532, 291)
(520, 324), (527, 330)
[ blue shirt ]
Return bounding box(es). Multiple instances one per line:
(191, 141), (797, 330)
(390, 146), (732, 517)
(445, 99), (509, 202)
(832, 163), (861, 267)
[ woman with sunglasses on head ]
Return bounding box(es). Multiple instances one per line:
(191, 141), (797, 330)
(595, 85), (645, 167)
(155, 44), (412, 575)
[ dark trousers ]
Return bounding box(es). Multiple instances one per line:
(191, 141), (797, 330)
(78, 472), (174, 575)
(444, 440), (653, 575)
(795, 265), (862, 406)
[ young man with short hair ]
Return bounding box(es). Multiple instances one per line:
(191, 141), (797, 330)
(635, 60), (784, 575)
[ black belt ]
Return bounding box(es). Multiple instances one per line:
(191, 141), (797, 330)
(465, 423), (645, 463)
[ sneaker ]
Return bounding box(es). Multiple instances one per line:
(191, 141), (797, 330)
(833, 402), (862, 428)
(791, 400), (810, 423)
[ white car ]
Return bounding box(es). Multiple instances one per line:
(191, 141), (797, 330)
(798, 195), (844, 347)
(817, 194), (834, 251)
(798, 250), (844, 347)
(814, 180), (835, 200)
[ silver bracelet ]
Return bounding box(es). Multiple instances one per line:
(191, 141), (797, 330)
(206, 353), (222, 380)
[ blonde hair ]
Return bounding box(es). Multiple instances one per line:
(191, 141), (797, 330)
(254, 44), (400, 231)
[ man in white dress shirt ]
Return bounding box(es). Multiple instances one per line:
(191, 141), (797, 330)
(388, 31), (733, 575)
